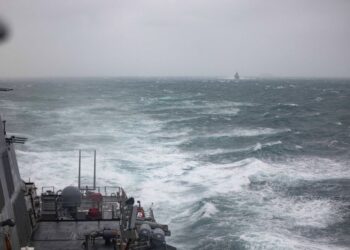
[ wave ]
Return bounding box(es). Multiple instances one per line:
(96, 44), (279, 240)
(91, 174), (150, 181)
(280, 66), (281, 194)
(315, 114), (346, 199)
(185, 201), (219, 220)
(144, 100), (257, 112)
(277, 103), (299, 107)
(5, 78), (350, 250)
(267, 157), (350, 181)
(240, 231), (348, 250)
(200, 128), (291, 138)
(198, 141), (283, 156)
(179, 158), (271, 195)
(199, 107), (240, 116)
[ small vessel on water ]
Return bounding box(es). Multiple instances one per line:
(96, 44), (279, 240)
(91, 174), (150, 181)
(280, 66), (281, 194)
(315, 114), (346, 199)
(0, 113), (176, 250)
(234, 72), (240, 81)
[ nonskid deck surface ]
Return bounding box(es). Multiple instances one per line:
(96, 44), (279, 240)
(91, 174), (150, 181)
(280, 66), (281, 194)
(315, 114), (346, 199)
(31, 221), (119, 250)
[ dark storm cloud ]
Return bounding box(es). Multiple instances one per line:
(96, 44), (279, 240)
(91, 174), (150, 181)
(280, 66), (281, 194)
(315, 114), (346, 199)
(0, 0), (349, 78)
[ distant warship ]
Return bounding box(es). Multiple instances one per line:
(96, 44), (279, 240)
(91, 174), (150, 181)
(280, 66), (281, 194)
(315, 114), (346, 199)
(234, 72), (240, 81)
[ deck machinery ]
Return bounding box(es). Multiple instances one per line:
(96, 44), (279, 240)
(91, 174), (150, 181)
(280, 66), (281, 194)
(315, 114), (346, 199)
(34, 151), (175, 249)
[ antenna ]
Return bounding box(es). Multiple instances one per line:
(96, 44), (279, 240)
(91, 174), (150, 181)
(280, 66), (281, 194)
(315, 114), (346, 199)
(77, 149), (97, 190)
(78, 150), (81, 189)
(5, 136), (27, 144)
(93, 150), (96, 190)
(3, 120), (6, 135)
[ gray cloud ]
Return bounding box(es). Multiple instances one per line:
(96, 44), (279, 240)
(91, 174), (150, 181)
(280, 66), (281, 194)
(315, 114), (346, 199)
(0, 0), (349, 78)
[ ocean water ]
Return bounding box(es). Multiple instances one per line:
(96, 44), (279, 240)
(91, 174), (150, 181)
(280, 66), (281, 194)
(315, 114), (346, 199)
(1, 77), (350, 249)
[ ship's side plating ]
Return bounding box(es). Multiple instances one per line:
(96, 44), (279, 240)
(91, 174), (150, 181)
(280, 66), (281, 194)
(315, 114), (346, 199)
(0, 116), (35, 249)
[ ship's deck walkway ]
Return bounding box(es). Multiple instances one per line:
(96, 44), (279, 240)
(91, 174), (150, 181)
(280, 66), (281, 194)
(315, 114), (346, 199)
(30, 221), (120, 250)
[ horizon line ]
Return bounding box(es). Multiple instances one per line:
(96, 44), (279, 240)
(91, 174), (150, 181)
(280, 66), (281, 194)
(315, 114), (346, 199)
(1, 75), (350, 81)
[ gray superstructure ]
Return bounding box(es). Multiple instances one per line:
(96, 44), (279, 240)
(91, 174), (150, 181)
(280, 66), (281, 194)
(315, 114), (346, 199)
(0, 117), (34, 249)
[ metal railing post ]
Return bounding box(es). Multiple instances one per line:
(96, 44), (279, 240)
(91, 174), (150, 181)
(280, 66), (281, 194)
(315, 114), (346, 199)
(78, 150), (81, 189)
(93, 150), (96, 190)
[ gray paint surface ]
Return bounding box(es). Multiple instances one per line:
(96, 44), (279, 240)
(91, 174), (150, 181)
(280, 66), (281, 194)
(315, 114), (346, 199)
(0, 116), (31, 249)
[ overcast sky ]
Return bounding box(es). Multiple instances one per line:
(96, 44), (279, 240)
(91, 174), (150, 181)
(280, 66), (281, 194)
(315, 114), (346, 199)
(0, 0), (349, 78)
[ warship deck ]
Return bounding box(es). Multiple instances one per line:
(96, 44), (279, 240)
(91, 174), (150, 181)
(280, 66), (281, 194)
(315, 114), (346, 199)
(31, 221), (120, 250)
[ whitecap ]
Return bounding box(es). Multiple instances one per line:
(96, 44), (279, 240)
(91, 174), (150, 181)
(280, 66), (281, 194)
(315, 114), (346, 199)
(202, 128), (291, 138)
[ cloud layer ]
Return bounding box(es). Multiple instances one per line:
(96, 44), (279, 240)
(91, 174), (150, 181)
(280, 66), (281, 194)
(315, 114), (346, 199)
(0, 0), (349, 78)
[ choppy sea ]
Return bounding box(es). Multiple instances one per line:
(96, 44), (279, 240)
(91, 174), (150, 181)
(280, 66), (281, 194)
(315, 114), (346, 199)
(1, 77), (350, 249)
